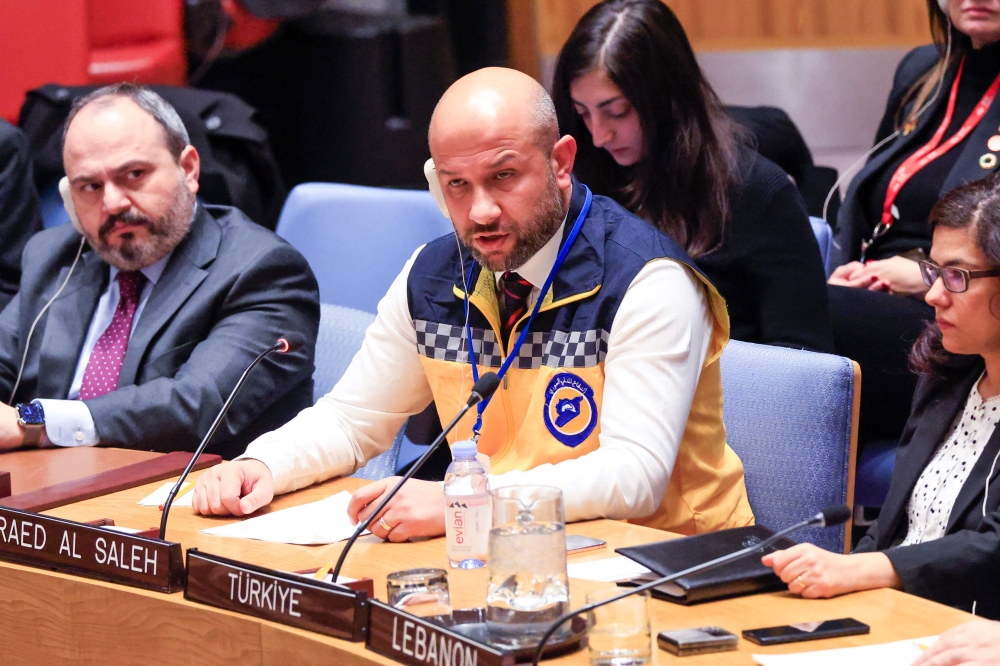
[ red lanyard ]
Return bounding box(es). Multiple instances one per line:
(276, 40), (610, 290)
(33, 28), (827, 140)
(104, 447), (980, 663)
(864, 58), (1000, 260)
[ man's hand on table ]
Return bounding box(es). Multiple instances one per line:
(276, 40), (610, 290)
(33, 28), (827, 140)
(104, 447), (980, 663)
(192, 459), (275, 516)
(347, 476), (446, 542)
(0, 403), (26, 451)
(912, 619), (1000, 666)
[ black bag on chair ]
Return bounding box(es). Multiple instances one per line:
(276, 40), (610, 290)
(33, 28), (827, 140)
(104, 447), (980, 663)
(17, 84), (286, 230)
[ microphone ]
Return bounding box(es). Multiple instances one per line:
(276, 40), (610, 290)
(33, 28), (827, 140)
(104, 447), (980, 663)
(531, 505), (851, 665)
(467, 372), (500, 406)
(158, 335), (303, 540)
(330, 372), (500, 583)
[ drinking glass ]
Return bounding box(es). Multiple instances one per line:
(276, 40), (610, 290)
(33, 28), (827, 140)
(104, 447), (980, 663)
(586, 588), (651, 666)
(486, 485), (569, 649)
(386, 568), (452, 617)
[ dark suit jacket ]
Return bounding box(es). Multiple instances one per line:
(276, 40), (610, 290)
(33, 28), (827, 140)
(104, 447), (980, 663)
(831, 45), (1000, 267)
(0, 205), (320, 460)
(0, 119), (42, 311)
(855, 359), (1000, 618)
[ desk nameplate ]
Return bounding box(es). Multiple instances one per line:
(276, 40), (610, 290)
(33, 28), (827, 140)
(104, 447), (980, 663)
(0, 471), (9, 499)
(0, 506), (184, 592)
(367, 600), (515, 666)
(184, 549), (369, 641)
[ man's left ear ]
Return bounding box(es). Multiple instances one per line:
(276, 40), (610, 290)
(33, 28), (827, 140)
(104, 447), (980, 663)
(550, 135), (577, 189)
(179, 145), (200, 194)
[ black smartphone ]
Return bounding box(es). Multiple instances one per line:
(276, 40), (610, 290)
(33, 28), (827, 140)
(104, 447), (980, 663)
(742, 618), (870, 646)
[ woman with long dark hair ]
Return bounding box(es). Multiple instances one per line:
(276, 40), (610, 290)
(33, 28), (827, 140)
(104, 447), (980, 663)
(551, 0), (833, 352)
(764, 174), (1000, 619)
(826, 0), (1000, 506)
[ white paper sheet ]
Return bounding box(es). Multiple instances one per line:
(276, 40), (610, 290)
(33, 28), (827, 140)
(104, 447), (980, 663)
(752, 636), (939, 666)
(567, 556), (652, 582)
(138, 481), (194, 507)
(200, 491), (363, 545)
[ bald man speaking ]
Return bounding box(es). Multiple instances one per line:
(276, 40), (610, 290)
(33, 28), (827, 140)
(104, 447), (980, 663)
(194, 68), (753, 538)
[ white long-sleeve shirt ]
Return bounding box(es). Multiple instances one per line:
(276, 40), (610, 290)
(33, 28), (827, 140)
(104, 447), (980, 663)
(241, 232), (711, 523)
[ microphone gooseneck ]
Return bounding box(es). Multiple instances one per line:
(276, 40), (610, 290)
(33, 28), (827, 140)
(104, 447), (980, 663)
(158, 336), (299, 540)
(530, 505), (850, 666)
(329, 372), (500, 584)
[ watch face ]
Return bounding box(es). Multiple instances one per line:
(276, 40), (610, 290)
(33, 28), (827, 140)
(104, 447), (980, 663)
(17, 403), (44, 426)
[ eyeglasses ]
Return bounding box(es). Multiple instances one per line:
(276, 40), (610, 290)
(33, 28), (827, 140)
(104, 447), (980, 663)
(919, 260), (1000, 293)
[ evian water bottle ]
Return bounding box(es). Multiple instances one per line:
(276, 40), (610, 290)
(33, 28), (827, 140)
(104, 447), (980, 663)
(444, 440), (490, 568)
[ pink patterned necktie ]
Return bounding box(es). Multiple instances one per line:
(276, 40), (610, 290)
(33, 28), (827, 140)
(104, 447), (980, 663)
(78, 271), (146, 401)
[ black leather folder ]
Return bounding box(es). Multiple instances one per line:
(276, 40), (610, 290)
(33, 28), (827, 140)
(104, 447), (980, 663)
(615, 525), (796, 605)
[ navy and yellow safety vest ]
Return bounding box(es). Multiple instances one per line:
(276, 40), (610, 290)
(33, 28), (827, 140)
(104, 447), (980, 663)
(406, 181), (753, 535)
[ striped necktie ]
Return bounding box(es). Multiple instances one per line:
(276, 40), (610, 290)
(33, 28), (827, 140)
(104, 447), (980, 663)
(499, 271), (533, 349)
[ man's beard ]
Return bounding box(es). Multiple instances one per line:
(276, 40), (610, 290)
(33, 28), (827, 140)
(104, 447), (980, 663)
(88, 178), (195, 271)
(461, 169), (566, 273)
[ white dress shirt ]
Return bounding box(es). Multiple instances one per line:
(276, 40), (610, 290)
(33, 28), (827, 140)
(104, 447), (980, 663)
(241, 223), (713, 523)
(35, 253), (172, 447)
(901, 375), (1000, 545)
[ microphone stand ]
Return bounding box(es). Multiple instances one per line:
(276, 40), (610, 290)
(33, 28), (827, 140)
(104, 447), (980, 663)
(329, 375), (497, 583)
(531, 509), (847, 665)
(159, 339), (291, 540)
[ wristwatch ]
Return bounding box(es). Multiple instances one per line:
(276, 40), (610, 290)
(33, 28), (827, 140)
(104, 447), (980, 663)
(15, 402), (45, 447)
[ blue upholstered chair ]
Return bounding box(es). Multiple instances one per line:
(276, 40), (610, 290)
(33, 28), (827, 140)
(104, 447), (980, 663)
(854, 441), (897, 509)
(276, 182), (454, 313)
(809, 216), (833, 277)
(720, 340), (859, 553)
(314, 303), (402, 480)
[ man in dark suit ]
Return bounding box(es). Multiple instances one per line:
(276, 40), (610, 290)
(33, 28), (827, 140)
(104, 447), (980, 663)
(0, 118), (43, 311)
(0, 83), (319, 460)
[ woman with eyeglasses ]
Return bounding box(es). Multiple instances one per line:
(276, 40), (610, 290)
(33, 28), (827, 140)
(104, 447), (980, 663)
(828, 0), (1000, 489)
(763, 174), (1000, 619)
(551, 0), (833, 352)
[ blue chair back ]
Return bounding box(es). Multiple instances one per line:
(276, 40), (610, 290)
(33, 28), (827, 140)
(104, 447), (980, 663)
(809, 216), (832, 277)
(315, 303), (401, 480)
(720, 340), (858, 553)
(277, 183), (454, 313)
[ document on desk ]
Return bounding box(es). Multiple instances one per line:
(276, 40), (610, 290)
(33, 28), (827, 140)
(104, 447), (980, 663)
(753, 636), (938, 666)
(139, 481), (194, 507)
(200, 491), (364, 545)
(567, 555), (652, 582)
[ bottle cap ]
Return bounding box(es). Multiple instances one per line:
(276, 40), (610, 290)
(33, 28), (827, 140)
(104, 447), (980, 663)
(451, 439), (478, 458)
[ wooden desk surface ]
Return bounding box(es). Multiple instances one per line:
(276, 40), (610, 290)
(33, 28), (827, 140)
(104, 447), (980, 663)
(0, 471), (974, 666)
(0, 446), (161, 495)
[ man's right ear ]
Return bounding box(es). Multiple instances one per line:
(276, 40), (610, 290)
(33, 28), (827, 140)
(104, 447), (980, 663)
(58, 177), (85, 235)
(424, 159), (450, 220)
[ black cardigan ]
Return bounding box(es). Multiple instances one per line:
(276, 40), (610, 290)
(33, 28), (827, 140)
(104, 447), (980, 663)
(697, 151), (834, 352)
(855, 359), (1000, 618)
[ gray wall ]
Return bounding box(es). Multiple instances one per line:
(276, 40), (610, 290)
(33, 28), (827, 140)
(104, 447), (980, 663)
(698, 47), (912, 181)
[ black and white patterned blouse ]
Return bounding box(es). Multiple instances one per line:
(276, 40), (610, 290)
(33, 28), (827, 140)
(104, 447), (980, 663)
(901, 376), (1000, 546)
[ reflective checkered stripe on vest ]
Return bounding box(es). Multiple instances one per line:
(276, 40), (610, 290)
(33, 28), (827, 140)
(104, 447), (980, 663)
(406, 188), (754, 535)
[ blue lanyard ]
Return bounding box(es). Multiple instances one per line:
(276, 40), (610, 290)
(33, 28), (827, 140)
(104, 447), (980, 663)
(463, 185), (593, 439)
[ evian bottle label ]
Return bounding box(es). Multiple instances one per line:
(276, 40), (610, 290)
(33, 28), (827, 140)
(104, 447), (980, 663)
(445, 494), (491, 563)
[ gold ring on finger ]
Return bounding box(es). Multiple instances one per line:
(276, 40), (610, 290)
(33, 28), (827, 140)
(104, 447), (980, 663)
(378, 516), (394, 532)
